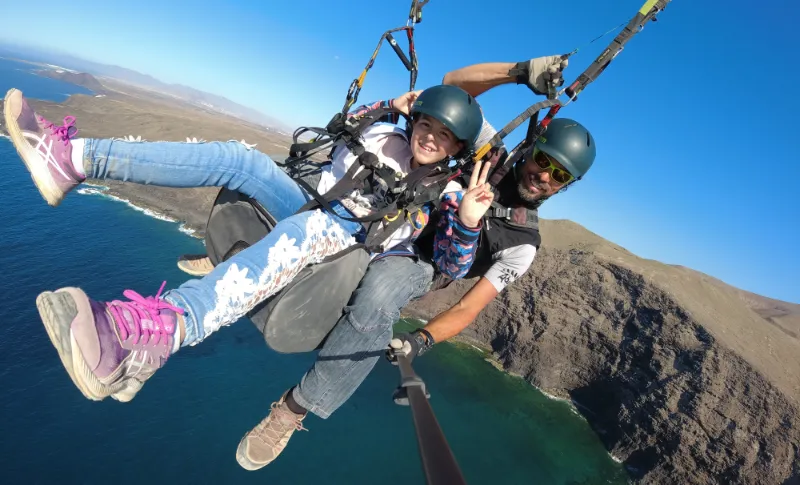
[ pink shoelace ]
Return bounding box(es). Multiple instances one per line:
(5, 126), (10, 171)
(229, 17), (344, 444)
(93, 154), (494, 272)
(37, 115), (79, 146)
(106, 281), (185, 349)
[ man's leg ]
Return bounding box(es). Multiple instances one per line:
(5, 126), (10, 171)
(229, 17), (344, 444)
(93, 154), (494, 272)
(176, 254), (216, 276)
(235, 254), (434, 470)
(292, 255), (435, 417)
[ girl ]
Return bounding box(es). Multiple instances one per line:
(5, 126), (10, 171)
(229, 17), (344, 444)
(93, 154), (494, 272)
(3, 84), (494, 403)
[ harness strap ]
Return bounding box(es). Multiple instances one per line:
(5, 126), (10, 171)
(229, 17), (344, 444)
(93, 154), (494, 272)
(341, 23), (421, 113)
(361, 164), (461, 253)
(363, 200), (429, 252)
(565, 0), (671, 99)
(488, 202), (539, 230)
(294, 174), (401, 225)
(280, 102), (468, 253)
(393, 162), (451, 205)
(294, 153), (376, 217)
(475, 0), (673, 191)
(285, 106), (402, 170)
(473, 99), (560, 164)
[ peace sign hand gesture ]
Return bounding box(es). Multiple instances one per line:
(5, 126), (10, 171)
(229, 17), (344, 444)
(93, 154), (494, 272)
(457, 159), (495, 228)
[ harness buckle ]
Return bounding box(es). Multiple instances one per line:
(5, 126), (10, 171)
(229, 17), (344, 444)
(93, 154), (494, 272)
(391, 182), (409, 196)
(492, 207), (513, 220)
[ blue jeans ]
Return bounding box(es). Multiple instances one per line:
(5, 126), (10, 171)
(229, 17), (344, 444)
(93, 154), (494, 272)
(83, 138), (364, 346)
(83, 137), (434, 419)
(292, 254), (434, 418)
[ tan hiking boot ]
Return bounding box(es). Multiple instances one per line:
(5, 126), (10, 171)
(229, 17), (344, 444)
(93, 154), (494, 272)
(236, 391), (308, 470)
(176, 254), (214, 276)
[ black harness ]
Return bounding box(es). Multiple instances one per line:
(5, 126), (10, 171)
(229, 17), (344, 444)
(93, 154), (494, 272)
(280, 106), (469, 252)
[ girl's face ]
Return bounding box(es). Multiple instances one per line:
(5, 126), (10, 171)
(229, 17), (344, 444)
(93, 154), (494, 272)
(409, 114), (464, 165)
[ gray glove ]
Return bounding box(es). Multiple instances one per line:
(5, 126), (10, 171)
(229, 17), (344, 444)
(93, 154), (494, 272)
(509, 55), (569, 96)
(386, 329), (434, 363)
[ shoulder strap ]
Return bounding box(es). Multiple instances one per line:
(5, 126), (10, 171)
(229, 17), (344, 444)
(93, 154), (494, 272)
(281, 105), (471, 253)
(285, 107), (406, 167)
(487, 201), (539, 230)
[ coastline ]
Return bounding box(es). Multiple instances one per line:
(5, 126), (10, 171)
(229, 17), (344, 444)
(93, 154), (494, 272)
(77, 182), (202, 238)
(3, 77), (799, 484)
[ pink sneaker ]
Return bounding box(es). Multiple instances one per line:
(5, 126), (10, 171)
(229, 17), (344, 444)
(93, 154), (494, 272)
(3, 88), (85, 206)
(35, 281), (183, 402)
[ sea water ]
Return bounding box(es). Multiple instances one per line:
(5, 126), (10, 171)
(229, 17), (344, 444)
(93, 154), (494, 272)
(0, 56), (628, 484)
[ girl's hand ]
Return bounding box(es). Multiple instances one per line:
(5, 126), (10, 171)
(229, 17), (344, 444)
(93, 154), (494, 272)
(393, 90), (424, 115)
(457, 159), (495, 228)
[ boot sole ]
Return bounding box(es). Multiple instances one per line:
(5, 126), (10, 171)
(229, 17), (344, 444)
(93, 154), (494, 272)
(176, 256), (213, 277)
(235, 436), (273, 471)
(235, 392), (298, 472)
(3, 88), (65, 207)
(36, 288), (127, 401)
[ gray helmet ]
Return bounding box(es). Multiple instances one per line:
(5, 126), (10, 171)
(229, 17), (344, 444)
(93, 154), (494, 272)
(534, 118), (596, 179)
(410, 84), (484, 148)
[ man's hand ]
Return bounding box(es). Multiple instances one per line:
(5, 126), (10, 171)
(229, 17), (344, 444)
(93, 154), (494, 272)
(458, 159), (495, 228)
(386, 329), (434, 363)
(509, 55), (569, 96)
(392, 90), (423, 115)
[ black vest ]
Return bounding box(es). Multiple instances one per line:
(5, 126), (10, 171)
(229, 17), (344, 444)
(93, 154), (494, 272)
(415, 170), (542, 279)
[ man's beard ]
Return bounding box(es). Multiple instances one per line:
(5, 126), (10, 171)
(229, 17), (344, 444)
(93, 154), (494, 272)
(516, 179), (549, 203)
(511, 161), (553, 209)
(514, 161), (548, 203)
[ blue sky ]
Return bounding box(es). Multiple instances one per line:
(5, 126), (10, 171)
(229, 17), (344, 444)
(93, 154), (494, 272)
(1, 0), (798, 303)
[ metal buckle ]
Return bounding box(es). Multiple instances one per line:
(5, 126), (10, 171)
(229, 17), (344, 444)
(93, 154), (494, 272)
(493, 207), (513, 220)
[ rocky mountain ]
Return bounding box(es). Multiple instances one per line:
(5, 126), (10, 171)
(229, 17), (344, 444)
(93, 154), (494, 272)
(406, 219), (800, 484)
(34, 69), (107, 93)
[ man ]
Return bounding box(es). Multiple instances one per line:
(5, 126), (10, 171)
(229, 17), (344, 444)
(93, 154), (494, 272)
(397, 58), (596, 350)
(179, 55), (596, 471)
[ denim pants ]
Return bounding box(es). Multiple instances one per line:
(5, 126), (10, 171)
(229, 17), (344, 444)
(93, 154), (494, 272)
(82, 138), (364, 346)
(292, 254), (434, 418)
(82, 137), (435, 419)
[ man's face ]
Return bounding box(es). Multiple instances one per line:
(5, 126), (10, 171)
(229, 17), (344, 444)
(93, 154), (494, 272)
(516, 148), (573, 202)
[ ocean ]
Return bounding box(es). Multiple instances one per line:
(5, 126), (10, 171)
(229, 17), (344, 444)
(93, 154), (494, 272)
(0, 56), (629, 484)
